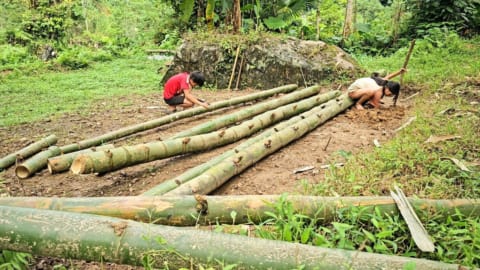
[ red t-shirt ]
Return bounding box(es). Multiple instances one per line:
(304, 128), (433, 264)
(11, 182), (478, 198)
(163, 72), (190, 99)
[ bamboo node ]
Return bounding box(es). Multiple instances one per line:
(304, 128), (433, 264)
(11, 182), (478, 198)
(233, 156), (243, 165)
(248, 124), (254, 130)
(175, 179), (181, 186)
(110, 221), (128, 236)
(218, 130), (226, 137)
(292, 126), (299, 131)
(194, 194), (208, 215)
(264, 139), (272, 148)
(182, 138), (191, 144)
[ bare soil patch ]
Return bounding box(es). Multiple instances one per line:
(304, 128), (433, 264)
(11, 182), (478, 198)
(0, 85), (412, 269)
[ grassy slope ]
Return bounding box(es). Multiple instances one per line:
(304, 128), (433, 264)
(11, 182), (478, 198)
(0, 56), (162, 126)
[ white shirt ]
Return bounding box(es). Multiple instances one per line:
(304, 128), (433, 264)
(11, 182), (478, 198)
(347, 77), (381, 93)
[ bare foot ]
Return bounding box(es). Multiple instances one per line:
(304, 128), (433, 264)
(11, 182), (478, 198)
(355, 103), (365, 110)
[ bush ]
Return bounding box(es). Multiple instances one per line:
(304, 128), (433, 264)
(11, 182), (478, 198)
(56, 47), (91, 69)
(0, 44), (33, 66)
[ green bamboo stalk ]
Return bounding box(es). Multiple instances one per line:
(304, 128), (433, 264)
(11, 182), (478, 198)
(0, 205), (464, 269)
(71, 90), (340, 174)
(15, 145), (62, 179)
(14, 84), (298, 178)
(170, 84), (322, 139)
(165, 94), (353, 196)
(47, 144), (115, 174)
(0, 134), (57, 171)
(0, 195), (478, 227)
(142, 91), (340, 196)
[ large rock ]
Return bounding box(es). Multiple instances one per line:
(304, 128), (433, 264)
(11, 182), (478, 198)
(161, 35), (362, 89)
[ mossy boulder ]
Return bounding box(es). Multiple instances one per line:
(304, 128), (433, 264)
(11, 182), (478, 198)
(161, 34), (362, 89)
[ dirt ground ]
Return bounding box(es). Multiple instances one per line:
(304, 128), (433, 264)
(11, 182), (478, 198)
(0, 85), (413, 269)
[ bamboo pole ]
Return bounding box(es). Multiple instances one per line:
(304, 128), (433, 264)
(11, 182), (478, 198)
(165, 94), (353, 196)
(142, 90), (340, 196)
(400, 39), (415, 85)
(228, 46), (241, 90)
(170, 84), (324, 139)
(15, 146), (62, 179)
(0, 205), (464, 269)
(0, 195), (478, 227)
(14, 84), (298, 178)
(71, 90), (340, 175)
(0, 134), (57, 171)
(47, 144), (115, 174)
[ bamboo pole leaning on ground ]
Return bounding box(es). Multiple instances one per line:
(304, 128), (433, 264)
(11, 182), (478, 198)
(13, 84), (298, 178)
(142, 90), (341, 196)
(170, 84), (325, 139)
(0, 134), (57, 171)
(0, 205), (465, 270)
(0, 195), (478, 227)
(165, 94), (353, 196)
(71, 90), (340, 175)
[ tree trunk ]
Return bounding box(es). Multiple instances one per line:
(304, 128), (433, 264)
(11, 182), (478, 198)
(232, 0), (242, 33)
(71, 89), (339, 174)
(205, 0), (215, 30)
(342, 0), (356, 42)
(47, 144), (115, 174)
(170, 84), (324, 140)
(0, 134), (57, 171)
(165, 94), (353, 196)
(143, 90), (341, 196)
(0, 195), (478, 227)
(15, 84), (298, 178)
(0, 205), (464, 270)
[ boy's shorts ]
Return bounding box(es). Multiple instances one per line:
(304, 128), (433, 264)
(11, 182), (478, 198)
(164, 95), (185, 105)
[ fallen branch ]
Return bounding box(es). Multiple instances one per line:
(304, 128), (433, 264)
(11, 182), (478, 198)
(394, 116), (416, 133)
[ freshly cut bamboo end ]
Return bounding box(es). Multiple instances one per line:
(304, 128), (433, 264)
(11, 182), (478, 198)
(15, 166), (31, 179)
(70, 156), (86, 174)
(46, 160), (55, 174)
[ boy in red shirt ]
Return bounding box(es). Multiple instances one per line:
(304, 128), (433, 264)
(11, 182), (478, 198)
(163, 71), (209, 113)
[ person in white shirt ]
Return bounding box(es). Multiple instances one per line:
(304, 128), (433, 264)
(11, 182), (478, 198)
(348, 68), (407, 110)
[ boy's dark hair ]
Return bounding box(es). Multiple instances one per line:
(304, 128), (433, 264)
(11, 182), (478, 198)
(190, 71), (205, 87)
(371, 72), (401, 106)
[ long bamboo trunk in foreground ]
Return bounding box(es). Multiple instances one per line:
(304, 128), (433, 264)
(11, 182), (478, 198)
(0, 205), (464, 270)
(0, 195), (477, 226)
(71, 90), (339, 174)
(170, 84), (323, 139)
(0, 134), (57, 171)
(165, 94), (352, 196)
(14, 84), (298, 178)
(142, 90), (342, 196)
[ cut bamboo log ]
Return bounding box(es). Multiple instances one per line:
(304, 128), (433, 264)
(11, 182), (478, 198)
(47, 144), (115, 174)
(15, 145), (62, 179)
(71, 90), (340, 174)
(165, 94), (353, 196)
(14, 84), (298, 178)
(142, 90), (340, 196)
(0, 134), (57, 171)
(170, 85), (324, 140)
(0, 195), (478, 227)
(0, 205), (464, 269)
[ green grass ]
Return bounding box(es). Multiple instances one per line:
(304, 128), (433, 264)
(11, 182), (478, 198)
(311, 35), (480, 199)
(0, 55), (164, 126)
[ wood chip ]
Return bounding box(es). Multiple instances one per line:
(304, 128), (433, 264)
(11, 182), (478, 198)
(425, 135), (461, 144)
(293, 166), (315, 174)
(441, 157), (472, 172)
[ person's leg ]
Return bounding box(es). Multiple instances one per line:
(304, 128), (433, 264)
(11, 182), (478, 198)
(348, 89), (374, 110)
(164, 95), (185, 112)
